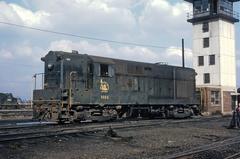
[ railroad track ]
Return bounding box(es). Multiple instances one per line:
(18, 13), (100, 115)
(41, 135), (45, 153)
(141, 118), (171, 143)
(0, 122), (56, 130)
(225, 152), (240, 159)
(0, 120), (163, 142)
(0, 116), (226, 143)
(0, 115), (223, 131)
(166, 136), (240, 159)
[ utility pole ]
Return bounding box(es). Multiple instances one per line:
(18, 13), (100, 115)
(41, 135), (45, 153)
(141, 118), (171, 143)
(182, 38), (185, 68)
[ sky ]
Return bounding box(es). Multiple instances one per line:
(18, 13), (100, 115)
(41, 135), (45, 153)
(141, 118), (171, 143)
(0, 0), (239, 99)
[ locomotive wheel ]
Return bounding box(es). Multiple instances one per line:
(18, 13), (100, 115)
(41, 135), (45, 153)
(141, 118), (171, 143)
(165, 109), (171, 119)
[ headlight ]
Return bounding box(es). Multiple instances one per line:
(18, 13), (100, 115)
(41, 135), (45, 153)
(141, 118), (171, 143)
(47, 64), (54, 71)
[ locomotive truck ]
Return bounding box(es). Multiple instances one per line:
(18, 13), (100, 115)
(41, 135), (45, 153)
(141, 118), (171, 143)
(33, 51), (199, 123)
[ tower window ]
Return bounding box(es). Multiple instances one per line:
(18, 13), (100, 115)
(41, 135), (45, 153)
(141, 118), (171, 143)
(204, 73), (210, 84)
(213, 0), (218, 13)
(209, 55), (215, 65)
(198, 56), (204, 66)
(202, 0), (209, 11)
(193, 1), (202, 13)
(203, 38), (209, 48)
(202, 22), (209, 32)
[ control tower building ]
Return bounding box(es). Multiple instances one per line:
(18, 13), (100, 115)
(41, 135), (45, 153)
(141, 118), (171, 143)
(184, 0), (239, 114)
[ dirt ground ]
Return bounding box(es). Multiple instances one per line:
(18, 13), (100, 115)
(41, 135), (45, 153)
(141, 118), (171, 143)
(0, 116), (239, 159)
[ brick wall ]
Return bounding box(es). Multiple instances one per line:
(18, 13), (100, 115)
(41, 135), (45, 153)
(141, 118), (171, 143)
(223, 91), (233, 113)
(198, 87), (222, 115)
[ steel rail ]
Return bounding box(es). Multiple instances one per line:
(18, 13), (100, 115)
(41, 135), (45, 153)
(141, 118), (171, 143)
(0, 116), (222, 143)
(0, 123), (57, 130)
(224, 152), (240, 159)
(166, 136), (240, 159)
(0, 115), (222, 134)
(0, 122), (162, 142)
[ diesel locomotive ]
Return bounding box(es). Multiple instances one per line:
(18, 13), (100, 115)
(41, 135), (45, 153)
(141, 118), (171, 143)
(33, 51), (199, 123)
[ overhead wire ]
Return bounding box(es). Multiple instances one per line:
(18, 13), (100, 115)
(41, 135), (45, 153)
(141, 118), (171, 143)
(0, 21), (191, 52)
(0, 20), (192, 72)
(0, 62), (40, 68)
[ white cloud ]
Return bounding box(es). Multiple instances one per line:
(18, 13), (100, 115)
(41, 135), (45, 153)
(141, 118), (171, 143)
(0, 1), (50, 27)
(14, 45), (33, 57)
(92, 0), (138, 8)
(115, 46), (161, 63)
(49, 40), (163, 62)
(0, 42), (45, 64)
(139, 0), (192, 38)
(150, 0), (170, 11)
(0, 0), (192, 44)
(47, 39), (192, 66)
(0, 1), (20, 24)
(0, 0), (194, 64)
(9, 4), (50, 27)
(166, 46), (192, 59)
(49, 40), (118, 58)
(0, 49), (14, 59)
(25, 0), (137, 36)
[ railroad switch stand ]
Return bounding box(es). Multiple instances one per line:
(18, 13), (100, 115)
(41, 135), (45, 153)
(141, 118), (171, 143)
(105, 126), (118, 137)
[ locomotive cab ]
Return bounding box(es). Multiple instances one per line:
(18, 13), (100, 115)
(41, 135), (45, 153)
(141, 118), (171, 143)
(33, 51), (117, 122)
(33, 51), (88, 122)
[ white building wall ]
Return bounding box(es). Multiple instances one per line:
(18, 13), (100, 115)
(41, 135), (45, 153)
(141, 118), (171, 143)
(192, 19), (236, 91)
(219, 20), (236, 90)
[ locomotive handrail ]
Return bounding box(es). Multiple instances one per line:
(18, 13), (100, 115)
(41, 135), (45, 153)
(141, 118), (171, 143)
(33, 73), (44, 90)
(69, 71), (77, 111)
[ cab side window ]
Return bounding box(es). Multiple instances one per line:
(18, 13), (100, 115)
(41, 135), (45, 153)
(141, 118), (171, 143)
(99, 64), (114, 77)
(100, 64), (109, 77)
